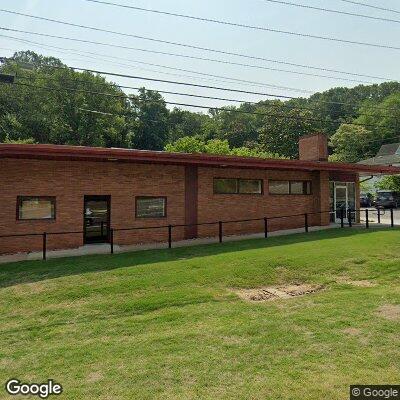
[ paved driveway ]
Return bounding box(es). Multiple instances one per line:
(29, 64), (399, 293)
(360, 207), (400, 225)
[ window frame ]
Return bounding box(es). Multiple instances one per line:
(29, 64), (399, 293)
(16, 196), (56, 221)
(135, 196), (167, 219)
(213, 178), (263, 195)
(268, 180), (312, 195)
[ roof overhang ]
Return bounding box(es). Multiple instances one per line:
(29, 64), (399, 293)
(1, 143), (400, 175)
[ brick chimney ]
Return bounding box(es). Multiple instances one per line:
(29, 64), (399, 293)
(299, 133), (328, 161)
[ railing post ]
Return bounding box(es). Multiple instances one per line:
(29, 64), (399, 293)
(42, 232), (47, 261)
(218, 221), (223, 243)
(348, 209), (352, 227)
(340, 208), (344, 228)
(168, 225), (172, 249)
(391, 208), (394, 227)
(365, 209), (369, 229)
(304, 213), (309, 233)
(377, 207), (381, 224)
(264, 217), (268, 238)
(110, 228), (114, 254)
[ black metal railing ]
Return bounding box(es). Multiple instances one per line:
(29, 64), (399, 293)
(0, 207), (396, 260)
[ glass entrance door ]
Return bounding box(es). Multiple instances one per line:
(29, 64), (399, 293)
(84, 196), (110, 243)
(335, 185), (348, 222)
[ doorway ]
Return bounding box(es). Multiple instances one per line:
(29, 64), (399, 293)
(334, 184), (348, 222)
(84, 195), (110, 244)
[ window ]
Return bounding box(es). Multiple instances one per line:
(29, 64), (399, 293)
(269, 181), (290, 195)
(269, 181), (312, 195)
(238, 179), (263, 194)
(136, 197), (166, 218)
(214, 178), (262, 194)
(214, 178), (238, 194)
(17, 196), (56, 220)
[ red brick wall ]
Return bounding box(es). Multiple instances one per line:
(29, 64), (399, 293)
(0, 158), (337, 255)
(196, 167), (330, 238)
(299, 133), (328, 161)
(0, 158), (186, 254)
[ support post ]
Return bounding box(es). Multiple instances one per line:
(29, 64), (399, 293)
(391, 208), (394, 227)
(340, 208), (344, 228)
(110, 228), (114, 254)
(168, 225), (172, 249)
(365, 209), (369, 229)
(218, 221), (223, 243)
(304, 213), (309, 233)
(348, 209), (352, 227)
(42, 232), (47, 261)
(377, 207), (381, 224)
(264, 217), (268, 238)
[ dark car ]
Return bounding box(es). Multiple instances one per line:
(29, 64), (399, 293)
(360, 192), (372, 208)
(375, 190), (400, 209)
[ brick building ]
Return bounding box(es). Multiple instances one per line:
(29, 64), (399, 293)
(0, 133), (398, 255)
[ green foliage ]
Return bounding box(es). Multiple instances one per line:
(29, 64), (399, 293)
(375, 176), (400, 191)
(3, 51), (400, 162)
(330, 93), (400, 162)
(164, 136), (206, 153)
(165, 136), (285, 158)
(329, 124), (374, 162)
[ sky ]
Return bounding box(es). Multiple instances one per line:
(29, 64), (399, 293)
(0, 0), (399, 111)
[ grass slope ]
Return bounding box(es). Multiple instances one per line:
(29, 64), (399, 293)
(0, 228), (399, 399)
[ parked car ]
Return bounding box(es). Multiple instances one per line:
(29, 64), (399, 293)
(359, 192), (372, 207)
(375, 190), (400, 209)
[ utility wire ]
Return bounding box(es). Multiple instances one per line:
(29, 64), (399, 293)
(0, 27), (392, 84)
(337, 0), (400, 15)
(0, 34), (313, 94)
(13, 71), (392, 119)
(7, 59), (400, 112)
(5, 81), (400, 132)
(25, 63), (400, 112)
(262, 0), (400, 24)
(74, 0), (400, 50)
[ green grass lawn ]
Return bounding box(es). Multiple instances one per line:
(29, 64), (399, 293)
(0, 228), (399, 399)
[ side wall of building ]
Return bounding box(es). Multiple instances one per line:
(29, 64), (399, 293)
(197, 167), (330, 238)
(0, 158), (186, 254)
(0, 158), (338, 255)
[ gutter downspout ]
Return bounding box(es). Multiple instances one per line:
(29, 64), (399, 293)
(360, 175), (374, 183)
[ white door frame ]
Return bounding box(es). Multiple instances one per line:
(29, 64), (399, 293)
(334, 183), (348, 223)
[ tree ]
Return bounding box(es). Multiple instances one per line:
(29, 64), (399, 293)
(165, 136), (285, 158)
(329, 124), (374, 162)
(128, 88), (169, 150)
(0, 51), (130, 147)
(330, 93), (400, 162)
(257, 103), (317, 158)
(164, 136), (206, 153)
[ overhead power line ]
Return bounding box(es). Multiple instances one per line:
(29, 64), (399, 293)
(0, 9), (399, 80)
(37, 64), (400, 111)
(0, 34), (313, 93)
(0, 27), (392, 85)
(262, 0), (400, 24)
(337, 0), (400, 15)
(13, 73), (391, 119)
(3, 80), (400, 132)
(8, 60), (400, 112)
(74, 0), (400, 50)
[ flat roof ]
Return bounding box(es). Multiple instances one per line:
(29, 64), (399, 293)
(1, 143), (399, 175)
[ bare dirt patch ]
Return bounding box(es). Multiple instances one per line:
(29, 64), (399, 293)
(376, 304), (400, 321)
(235, 283), (323, 302)
(86, 371), (104, 383)
(342, 327), (361, 336)
(336, 277), (376, 287)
